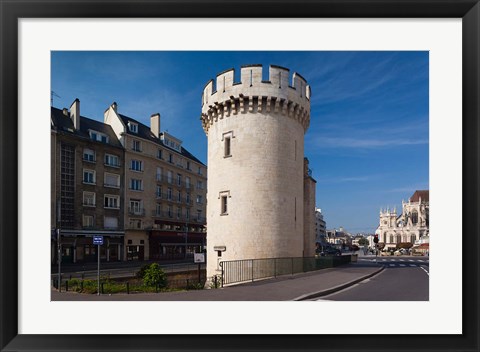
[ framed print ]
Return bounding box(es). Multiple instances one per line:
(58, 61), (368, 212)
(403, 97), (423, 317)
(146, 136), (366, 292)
(1, 0), (479, 351)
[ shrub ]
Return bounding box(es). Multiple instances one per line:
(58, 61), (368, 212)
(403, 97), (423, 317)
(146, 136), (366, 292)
(142, 263), (167, 288)
(136, 263), (151, 279)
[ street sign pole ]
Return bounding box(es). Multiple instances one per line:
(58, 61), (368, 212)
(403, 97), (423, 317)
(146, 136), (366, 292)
(97, 243), (100, 295)
(93, 235), (103, 295)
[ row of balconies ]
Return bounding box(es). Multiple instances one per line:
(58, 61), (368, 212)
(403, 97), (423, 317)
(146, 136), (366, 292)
(155, 174), (203, 191)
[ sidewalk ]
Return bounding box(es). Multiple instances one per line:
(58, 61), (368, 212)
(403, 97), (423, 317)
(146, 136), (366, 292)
(51, 262), (384, 301)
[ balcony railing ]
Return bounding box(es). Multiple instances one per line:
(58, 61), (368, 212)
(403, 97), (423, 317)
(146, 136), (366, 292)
(104, 161), (121, 168)
(82, 202), (96, 207)
(128, 208), (145, 216)
(104, 183), (120, 188)
(155, 175), (195, 190)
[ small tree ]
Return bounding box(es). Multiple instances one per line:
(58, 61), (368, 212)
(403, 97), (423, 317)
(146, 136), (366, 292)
(358, 238), (369, 246)
(142, 263), (167, 288)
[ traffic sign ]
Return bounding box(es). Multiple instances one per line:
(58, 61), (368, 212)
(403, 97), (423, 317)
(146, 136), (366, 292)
(93, 236), (104, 245)
(194, 253), (205, 263)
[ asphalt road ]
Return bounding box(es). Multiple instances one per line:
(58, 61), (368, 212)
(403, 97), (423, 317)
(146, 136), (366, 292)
(317, 257), (429, 301)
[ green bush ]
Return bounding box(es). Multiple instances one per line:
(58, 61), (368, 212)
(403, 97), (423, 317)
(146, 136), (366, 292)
(142, 263), (167, 288)
(136, 263), (151, 279)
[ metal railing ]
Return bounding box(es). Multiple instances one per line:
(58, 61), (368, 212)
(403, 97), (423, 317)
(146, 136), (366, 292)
(220, 255), (351, 287)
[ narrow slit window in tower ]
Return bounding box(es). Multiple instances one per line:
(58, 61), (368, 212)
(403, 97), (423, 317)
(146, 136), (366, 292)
(224, 136), (231, 157)
(221, 195), (228, 215)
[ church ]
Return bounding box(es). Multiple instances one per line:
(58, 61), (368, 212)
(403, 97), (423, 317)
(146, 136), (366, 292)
(376, 190), (429, 250)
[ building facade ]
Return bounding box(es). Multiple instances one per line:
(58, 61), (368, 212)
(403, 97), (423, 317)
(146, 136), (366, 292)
(51, 99), (125, 264)
(200, 64), (315, 279)
(375, 190), (429, 250)
(104, 103), (207, 261)
(315, 207), (327, 244)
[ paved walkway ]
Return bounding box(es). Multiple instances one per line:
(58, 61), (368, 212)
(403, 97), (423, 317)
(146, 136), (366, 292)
(51, 262), (384, 301)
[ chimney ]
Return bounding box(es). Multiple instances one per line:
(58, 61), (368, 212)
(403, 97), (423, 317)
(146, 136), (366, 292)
(150, 113), (161, 139)
(62, 108), (68, 116)
(69, 98), (80, 130)
(111, 102), (118, 113)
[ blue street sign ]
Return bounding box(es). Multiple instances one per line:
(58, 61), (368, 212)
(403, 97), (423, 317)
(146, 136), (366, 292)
(93, 236), (103, 245)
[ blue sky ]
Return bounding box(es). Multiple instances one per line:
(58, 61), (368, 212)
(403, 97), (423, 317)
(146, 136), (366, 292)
(51, 51), (429, 234)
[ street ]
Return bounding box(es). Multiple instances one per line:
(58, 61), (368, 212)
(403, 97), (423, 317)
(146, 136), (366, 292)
(315, 256), (429, 301)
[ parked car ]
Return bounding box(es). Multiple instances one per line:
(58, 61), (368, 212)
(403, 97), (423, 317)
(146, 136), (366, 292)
(320, 248), (341, 256)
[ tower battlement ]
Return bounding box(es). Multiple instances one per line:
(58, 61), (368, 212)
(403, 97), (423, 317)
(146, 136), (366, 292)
(201, 64), (311, 134)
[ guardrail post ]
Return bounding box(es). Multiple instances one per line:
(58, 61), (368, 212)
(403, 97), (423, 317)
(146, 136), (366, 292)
(274, 258), (277, 278)
(101, 282), (104, 294)
(81, 281), (83, 291)
(126, 282), (130, 294)
(291, 257), (294, 276)
(65, 280), (69, 292)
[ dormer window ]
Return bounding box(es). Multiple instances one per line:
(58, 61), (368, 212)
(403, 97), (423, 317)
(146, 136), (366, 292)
(89, 130), (109, 144)
(128, 122), (138, 133)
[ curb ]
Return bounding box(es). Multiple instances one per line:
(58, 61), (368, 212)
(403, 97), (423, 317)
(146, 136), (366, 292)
(293, 265), (386, 301)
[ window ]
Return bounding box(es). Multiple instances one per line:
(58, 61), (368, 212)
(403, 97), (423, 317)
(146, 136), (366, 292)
(155, 203), (162, 216)
(186, 193), (191, 204)
(167, 171), (173, 184)
(105, 154), (120, 167)
(186, 208), (190, 220)
(83, 169), (95, 184)
(196, 210), (202, 221)
(198, 166), (202, 175)
(224, 136), (231, 157)
(196, 195), (203, 204)
(104, 173), (120, 188)
(177, 174), (182, 186)
(128, 121), (138, 133)
(167, 188), (173, 200)
(132, 140), (142, 152)
(186, 161), (191, 170)
(221, 195), (228, 215)
(104, 216), (118, 229)
(197, 180), (204, 190)
(185, 176), (191, 189)
(169, 153), (174, 163)
(83, 148), (95, 162)
(167, 205), (173, 218)
(412, 210), (418, 225)
(89, 130), (109, 143)
(177, 191), (182, 203)
(83, 192), (95, 206)
(156, 185), (162, 198)
(129, 200), (142, 214)
(129, 219), (142, 229)
(130, 159), (143, 172)
(157, 149), (163, 159)
(177, 207), (182, 219)
(82, 215), (94, 228)
(104, 195), (120, 209)
(156, 167), (162, 181)
(130, 179), (143, 191)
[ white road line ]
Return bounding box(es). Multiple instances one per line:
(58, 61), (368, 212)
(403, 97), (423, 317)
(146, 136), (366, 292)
(399, 259), (405, 262)
(409, 260), (414, 262)
(420, 266), (429, 276)
(389, 264), (395, 267)
(409, 264), (417, 267)
(382, 259), (387, 262)
(399, 264), (406, 267)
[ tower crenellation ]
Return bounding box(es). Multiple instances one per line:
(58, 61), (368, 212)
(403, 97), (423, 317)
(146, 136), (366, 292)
(201, 64), (311, 134)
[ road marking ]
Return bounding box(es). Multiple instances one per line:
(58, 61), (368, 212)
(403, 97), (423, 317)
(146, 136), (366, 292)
(399, 264), (406, 267)
(399, 259), (405, 262)
(420, 266), (429, 276)
(408, 260), (414, 262)
(389, 264), (395, 267)
(409, 264), (417, 267)
(382, 259), (387, 262)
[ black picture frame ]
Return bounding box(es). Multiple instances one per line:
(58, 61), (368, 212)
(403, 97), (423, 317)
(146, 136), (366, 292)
(1, 1), (478, 351)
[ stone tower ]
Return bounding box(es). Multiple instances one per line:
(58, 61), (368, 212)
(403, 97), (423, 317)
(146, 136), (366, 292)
(200, 64), (311, 279)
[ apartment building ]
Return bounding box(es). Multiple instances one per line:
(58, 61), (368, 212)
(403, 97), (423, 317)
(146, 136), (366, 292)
(51, 99), (125, 264)
(104, 102), (207, 261)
